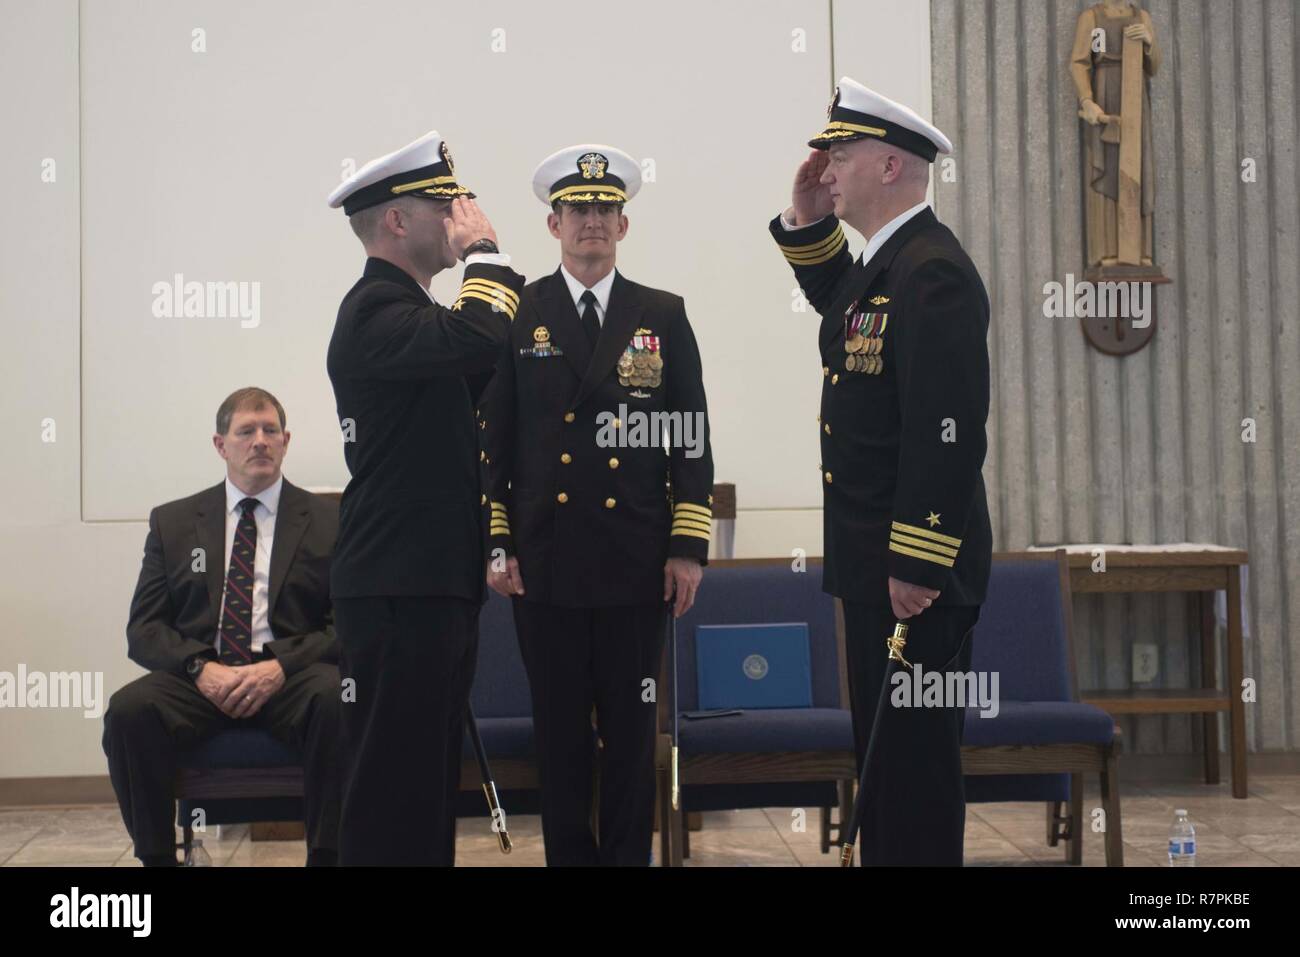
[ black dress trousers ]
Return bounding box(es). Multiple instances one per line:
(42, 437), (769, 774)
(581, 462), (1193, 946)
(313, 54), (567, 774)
(102, 660), (342, 862)
(334, 596), (478, 866)
(840, 601), (979, 866)
(512, 598), (666, 866)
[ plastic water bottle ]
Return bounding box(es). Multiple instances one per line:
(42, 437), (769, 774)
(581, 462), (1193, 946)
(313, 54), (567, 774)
(183, 839), (213, 867)
(1168, 809), (1196, 867)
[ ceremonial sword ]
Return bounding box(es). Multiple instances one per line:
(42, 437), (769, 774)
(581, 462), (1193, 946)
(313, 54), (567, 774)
(668, 597), (681, 811)
(466, 705), (512, 854)
(839, 621), (911, 867)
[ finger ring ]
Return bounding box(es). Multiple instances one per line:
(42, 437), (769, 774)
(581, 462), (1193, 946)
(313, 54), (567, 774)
(924, 598), (932, 607)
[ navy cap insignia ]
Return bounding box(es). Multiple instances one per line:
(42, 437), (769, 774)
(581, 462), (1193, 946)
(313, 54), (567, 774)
(827, 86), (840, 119)
(578, 152), (608, 180)
(439, 140), (455, 175)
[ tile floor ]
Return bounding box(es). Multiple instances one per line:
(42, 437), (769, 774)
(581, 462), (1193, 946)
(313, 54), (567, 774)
(4, 773), (1298, 867)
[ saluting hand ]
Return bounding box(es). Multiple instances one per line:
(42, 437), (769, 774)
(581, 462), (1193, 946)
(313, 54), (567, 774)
(443, 197), (499, 260)
(889, 576), (940, 620)
(790, 149), (834, 226)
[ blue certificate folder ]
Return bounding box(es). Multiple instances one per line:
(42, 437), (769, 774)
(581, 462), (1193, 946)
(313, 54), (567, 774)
(695, 623), (813, 710)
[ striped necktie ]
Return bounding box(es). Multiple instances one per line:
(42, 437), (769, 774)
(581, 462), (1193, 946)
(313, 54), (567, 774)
(218, 497), (260, 665)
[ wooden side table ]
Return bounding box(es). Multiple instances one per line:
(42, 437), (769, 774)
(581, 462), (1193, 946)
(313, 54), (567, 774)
(1042, 545), (1249, 798)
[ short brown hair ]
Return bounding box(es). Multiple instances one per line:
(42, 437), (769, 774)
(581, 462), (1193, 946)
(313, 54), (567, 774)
(215, 387), (286, 435)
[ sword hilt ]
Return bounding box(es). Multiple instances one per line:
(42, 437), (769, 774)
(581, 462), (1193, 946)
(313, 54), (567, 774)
(886, 621), (912, 669)
(839, 842), (855, 867)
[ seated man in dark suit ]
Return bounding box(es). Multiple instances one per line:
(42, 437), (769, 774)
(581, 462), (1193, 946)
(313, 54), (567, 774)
(103, 387), (341, 866)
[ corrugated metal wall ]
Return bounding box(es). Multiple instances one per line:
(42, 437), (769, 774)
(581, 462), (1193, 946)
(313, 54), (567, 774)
(929, 0), (1299, 754)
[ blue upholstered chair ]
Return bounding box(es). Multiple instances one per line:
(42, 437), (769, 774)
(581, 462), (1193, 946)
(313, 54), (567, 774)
(659, 559), (855, 866)
(960, 550), (1124, 866)
(175, 729), (305, 862)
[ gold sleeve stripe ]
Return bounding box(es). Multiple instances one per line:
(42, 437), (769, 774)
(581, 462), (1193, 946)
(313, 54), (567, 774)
(889, 541), (955, 568)
(671, 527), (711, 542)
(673, 503), (713, 519)
(783, 240), (847, 266)
(456, 289), (519, 316)
(889, 531), (959, 559)
(782, 239), (845, 262)
(671, 518), (712, 534)
(890, 521), (962, 548)
(671, 514), (712, 526)
(454, 290), (517, 318)
(777, 226), (845, 255)
(460, 278), (520, 308)
(490, 500), (512, 535)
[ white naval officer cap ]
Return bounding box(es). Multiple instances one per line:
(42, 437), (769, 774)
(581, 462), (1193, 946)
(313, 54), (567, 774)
(531, 144), (641, 207)
(808, 77), (952, 162)
(326, 130), (474, 215)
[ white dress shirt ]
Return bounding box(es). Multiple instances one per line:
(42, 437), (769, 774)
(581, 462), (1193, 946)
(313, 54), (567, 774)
(217, 474), (282, 655)
(857, 200), (930, 266)
(559, 263), (617, 326)
(780, 199), (931, 267)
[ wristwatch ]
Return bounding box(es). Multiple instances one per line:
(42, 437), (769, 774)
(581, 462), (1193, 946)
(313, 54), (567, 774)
(461, 238), (500, 260)
(185, 654), (211, 683)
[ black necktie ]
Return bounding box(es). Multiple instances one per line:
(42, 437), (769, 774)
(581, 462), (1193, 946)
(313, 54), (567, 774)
(218, 497), (260, 666)
(579, 289), (600, 348)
